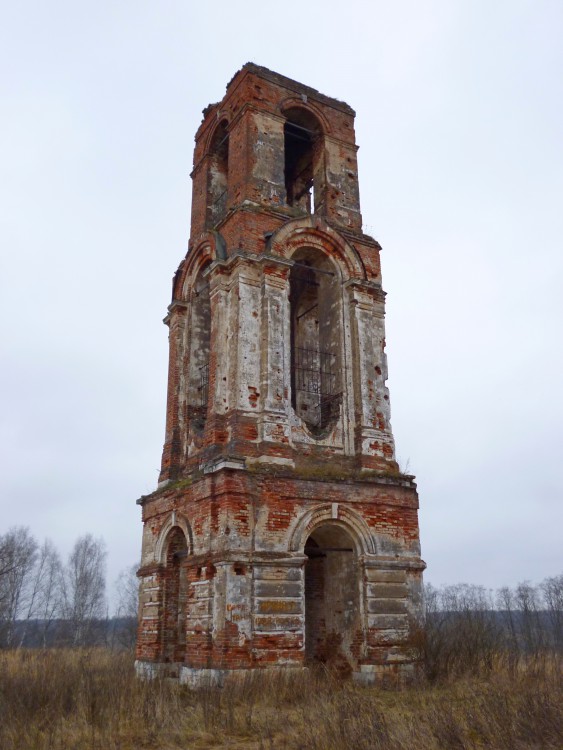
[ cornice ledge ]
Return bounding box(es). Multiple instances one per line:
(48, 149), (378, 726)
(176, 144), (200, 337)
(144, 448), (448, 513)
(163, 299), (189, 325)
(361, 556), (427, 571)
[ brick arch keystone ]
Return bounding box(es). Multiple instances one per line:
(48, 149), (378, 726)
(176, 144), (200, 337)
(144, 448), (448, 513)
(279, 98), (332, 135)
(267, 217), (365, 281)
(289, 503), (376, 555)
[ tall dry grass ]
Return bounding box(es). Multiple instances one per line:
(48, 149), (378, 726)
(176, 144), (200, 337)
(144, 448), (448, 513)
(0, 648), (561, 749)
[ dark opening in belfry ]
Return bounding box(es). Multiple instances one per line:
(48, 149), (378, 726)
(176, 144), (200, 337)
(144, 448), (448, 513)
(284, 108), (324, 214)
(207, 120), (229, 228)
(289, 248), (342, 435)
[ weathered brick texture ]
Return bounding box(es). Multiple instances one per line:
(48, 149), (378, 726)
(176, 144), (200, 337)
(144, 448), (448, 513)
(136, 64), (425, 685)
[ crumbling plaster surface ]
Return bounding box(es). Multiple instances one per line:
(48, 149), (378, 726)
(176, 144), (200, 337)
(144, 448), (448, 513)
(164, 220), (395, 466)
(137, 470), (424, 677)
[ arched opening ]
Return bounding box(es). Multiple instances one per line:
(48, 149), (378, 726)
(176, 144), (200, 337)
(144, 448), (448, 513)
(284, 108), (324, 214)
(289, 248), (342, 435)
(304, 523), (360, 670)
(162, 527), (188, 663)
(188, 263), (211, 433)
(207, 120), (229, 228)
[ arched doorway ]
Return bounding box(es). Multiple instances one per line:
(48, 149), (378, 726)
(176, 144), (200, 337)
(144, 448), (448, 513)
(304, 523), (360, 670)
(162, 527), (189, 663)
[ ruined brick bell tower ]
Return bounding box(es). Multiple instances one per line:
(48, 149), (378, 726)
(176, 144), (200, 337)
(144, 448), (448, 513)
(136, 64), (425, 685)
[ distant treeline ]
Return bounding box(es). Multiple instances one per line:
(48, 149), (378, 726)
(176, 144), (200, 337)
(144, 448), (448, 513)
(422, 578), (563, 678)
(8, 616), (137, 649)
(1, 525), (561, 667)
(0, 526), (137, 649)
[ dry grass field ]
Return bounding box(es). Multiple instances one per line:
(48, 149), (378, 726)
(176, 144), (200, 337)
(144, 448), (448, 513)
(0, 648), (561, 750)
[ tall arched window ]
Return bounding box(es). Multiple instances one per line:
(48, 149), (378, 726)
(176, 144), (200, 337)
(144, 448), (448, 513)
(207, 120), (229, 228)
(162, 527), (188, 663)
(289, 248), (342, 435)
(188, 264), (211, 433)
(284, 108), (325, 214)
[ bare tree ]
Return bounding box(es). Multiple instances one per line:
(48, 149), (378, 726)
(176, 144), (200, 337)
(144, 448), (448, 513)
(63, 535), (107, 646)
(497, 585), (520, 670)
(540, 574), (563, 652)
(112, 562), (140, 648)
(427, 583), (500, 677)
(515, 581), (545, 657)
(115, 563), (139, 619)
(18, 539), (63, 647)
(0, 527), (38, 646)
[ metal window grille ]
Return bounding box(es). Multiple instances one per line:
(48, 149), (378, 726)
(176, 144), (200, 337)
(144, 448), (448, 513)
(211, 189), (227, 226)
(198, 363), (209, 407)
(190, 362), (209, 431)
(293, 347), (341, 427)
(319, 392), (342, 425)
(294, 348), (336, 395)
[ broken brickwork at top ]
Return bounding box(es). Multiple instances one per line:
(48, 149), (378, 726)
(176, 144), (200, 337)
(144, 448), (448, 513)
(191, 64), (362, 240)
(135, 64), (425, 686)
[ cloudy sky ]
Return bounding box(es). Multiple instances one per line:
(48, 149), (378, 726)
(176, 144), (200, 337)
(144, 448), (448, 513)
(1, 0), (562, 600)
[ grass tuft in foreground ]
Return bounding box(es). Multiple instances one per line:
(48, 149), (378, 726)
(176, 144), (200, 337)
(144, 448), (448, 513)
(0, 648), (561, 749)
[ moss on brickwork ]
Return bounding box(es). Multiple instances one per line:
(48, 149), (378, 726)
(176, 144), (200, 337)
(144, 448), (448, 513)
(246, 460), (412, 486)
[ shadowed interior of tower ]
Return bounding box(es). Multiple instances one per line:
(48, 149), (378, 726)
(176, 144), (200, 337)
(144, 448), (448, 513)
(283, 107), (324, 213)
(163, 528), (188, 664)
(304, 523), (359, 670)
(188, 263), (211, 433)
(207, 120), (229, 228)
(289, 248), (342, 434)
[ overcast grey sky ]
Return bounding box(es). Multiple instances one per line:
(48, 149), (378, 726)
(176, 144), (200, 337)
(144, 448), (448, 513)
(1, 0), (562, 597)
